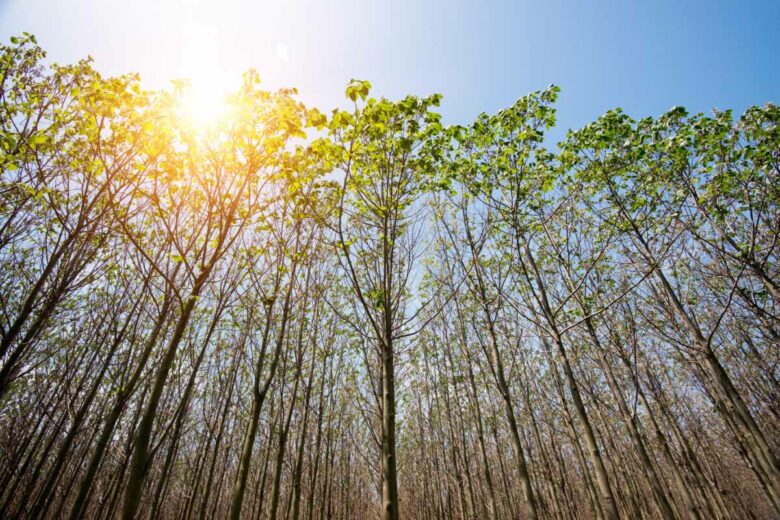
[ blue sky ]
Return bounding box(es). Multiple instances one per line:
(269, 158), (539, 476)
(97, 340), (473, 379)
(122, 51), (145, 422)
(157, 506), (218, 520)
(1, 0), (777, 142)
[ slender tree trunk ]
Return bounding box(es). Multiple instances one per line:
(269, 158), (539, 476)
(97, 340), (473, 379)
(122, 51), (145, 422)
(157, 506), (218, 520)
(380, 334), (400, 520)
(542, 338), (603, 520)
(291, 344), (318, 520)
(120, 283), (205, 520)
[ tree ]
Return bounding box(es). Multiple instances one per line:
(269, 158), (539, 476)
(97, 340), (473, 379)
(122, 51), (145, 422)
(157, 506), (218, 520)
(323, 80), (442, 520)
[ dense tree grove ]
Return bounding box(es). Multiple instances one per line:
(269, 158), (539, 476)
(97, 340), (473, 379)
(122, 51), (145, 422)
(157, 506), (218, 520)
(1, 34), (778, 520)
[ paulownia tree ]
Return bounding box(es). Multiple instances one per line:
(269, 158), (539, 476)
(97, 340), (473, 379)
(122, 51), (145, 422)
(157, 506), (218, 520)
(321, 80), (443, 520)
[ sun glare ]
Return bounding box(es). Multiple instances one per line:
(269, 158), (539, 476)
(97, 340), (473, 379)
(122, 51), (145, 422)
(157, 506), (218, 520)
(174, 18), (239, 130)
(178, 80), (231, 128)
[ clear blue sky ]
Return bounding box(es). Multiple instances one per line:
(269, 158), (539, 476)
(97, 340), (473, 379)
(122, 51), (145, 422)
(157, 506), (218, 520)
(1, 0), (777, 142)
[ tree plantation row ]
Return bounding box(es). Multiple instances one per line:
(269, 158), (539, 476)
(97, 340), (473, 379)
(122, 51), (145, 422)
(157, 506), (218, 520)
(0, 34), (778, 520)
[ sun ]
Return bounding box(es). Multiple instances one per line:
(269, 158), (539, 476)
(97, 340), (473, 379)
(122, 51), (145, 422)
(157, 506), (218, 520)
(177, 80), (231, 128)
(173, 19), (239, 130)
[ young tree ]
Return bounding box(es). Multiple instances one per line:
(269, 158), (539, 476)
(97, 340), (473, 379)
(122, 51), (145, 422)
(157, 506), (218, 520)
(323, 80), (442, 520)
